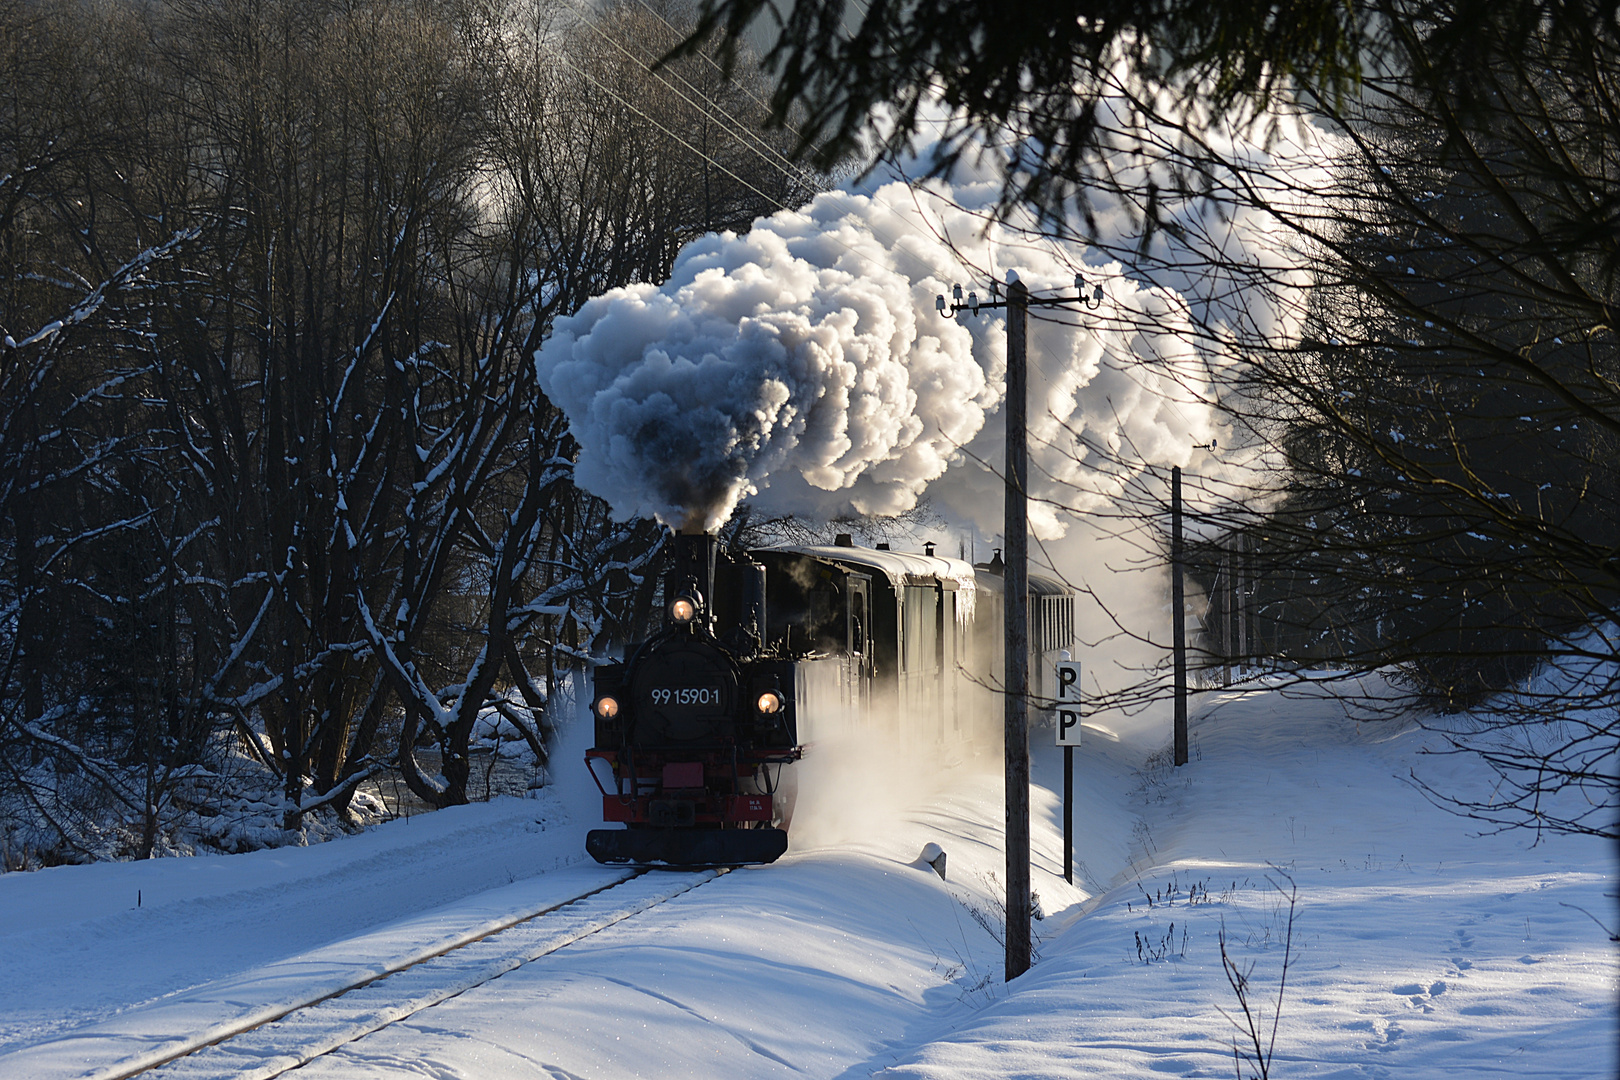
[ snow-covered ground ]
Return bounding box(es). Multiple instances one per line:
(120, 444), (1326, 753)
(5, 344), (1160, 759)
(0, 677), (1612, 1079)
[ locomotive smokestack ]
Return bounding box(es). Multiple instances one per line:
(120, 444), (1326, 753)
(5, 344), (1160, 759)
(669, 529), (719, 629)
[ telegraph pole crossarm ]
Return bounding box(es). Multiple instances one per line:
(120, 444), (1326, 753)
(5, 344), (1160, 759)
(935, 274), (1105, 320)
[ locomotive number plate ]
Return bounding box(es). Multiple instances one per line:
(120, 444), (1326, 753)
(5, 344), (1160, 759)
(648, 686), (724, 707)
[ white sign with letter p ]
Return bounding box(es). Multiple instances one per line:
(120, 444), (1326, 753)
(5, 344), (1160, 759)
(1055, 660), (1081, 746)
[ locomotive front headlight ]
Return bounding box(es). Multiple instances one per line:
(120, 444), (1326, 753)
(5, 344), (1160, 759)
(670, 594), (699, 624)
(594, 695), (620, 720)
(756, 689), (784, 716)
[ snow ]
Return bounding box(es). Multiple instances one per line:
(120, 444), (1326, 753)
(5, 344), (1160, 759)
(872, 676), (1617, 1078)
(0, 676), (1612, 1080)
(0, 799), (606, 1064)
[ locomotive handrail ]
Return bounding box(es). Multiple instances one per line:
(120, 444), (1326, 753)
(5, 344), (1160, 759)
(584, 749), (634, 804)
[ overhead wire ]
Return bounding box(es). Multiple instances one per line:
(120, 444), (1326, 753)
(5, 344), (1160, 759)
(558, 0), (1223, 356)
(575, 0), (827, 195)
(541, 5), (792, 203)
(557, 0), (1028, 290)
(539, 2), (1243, 552)
(625, 0), (828, 185)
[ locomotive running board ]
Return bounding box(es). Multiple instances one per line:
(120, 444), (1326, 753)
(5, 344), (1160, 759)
(587, 828), (788, 866)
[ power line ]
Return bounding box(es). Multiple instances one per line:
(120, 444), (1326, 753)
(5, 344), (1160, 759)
(567, 0), (825, 195)
(550, 0), (1054, 291)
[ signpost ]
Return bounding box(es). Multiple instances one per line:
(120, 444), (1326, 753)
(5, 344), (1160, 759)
(1055, 657), (1081, 884)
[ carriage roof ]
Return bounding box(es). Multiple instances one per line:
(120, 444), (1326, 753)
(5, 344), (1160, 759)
(754, 544), (979, 595)
(972, 570), (1073, 598)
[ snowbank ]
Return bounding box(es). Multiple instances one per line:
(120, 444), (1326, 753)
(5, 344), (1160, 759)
(0, 680), (1611, 1080)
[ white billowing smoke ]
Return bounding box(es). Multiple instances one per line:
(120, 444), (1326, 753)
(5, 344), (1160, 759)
(536, 180), (1007, 532)
(535, 137), (1324, 538)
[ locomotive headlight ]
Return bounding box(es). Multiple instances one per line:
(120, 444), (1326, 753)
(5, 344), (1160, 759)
(594, 695), (620, 720)
(756, 689), (784, 716)
(670, 595), (699, 625)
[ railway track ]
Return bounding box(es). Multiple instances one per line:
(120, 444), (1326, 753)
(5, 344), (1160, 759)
(93, 868), (723, 1080)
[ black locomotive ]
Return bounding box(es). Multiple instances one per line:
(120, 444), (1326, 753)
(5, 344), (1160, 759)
(585, 530), (1075, 865)
(586, 531), (799, 865)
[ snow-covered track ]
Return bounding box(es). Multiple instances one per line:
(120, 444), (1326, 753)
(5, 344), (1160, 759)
(101, 868), (722, 1080)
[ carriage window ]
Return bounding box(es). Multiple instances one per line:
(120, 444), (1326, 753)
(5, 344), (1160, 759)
(851, 614), (865, 655)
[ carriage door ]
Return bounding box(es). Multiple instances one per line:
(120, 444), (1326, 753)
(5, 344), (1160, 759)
(846, 576), (873, 710)
(939, 586), (958, 736)
(900, 585), (940, 736)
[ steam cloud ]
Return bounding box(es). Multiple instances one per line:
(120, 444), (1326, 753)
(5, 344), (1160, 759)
(535, 112), (1332, 542)
(536, 183), (1001, 531)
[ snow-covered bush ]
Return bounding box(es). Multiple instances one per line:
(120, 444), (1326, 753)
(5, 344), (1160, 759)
(0, 726), (390, 869)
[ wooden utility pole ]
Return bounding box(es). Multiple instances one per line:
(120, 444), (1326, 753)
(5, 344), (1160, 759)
(1223, 548), (1234, 686)
(936, 272), (1102, 985)
(1004, 280), (1031, 982)
(1172, 466), (1188, 766)
(1235, 532), (1247, 675)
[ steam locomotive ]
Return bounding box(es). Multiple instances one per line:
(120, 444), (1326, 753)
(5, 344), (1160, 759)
(585, 530), (1075, 865)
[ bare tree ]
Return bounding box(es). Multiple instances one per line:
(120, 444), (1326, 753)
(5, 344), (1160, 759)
(0, 0), (825, 857)
(1053, 11), (1620, 839)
